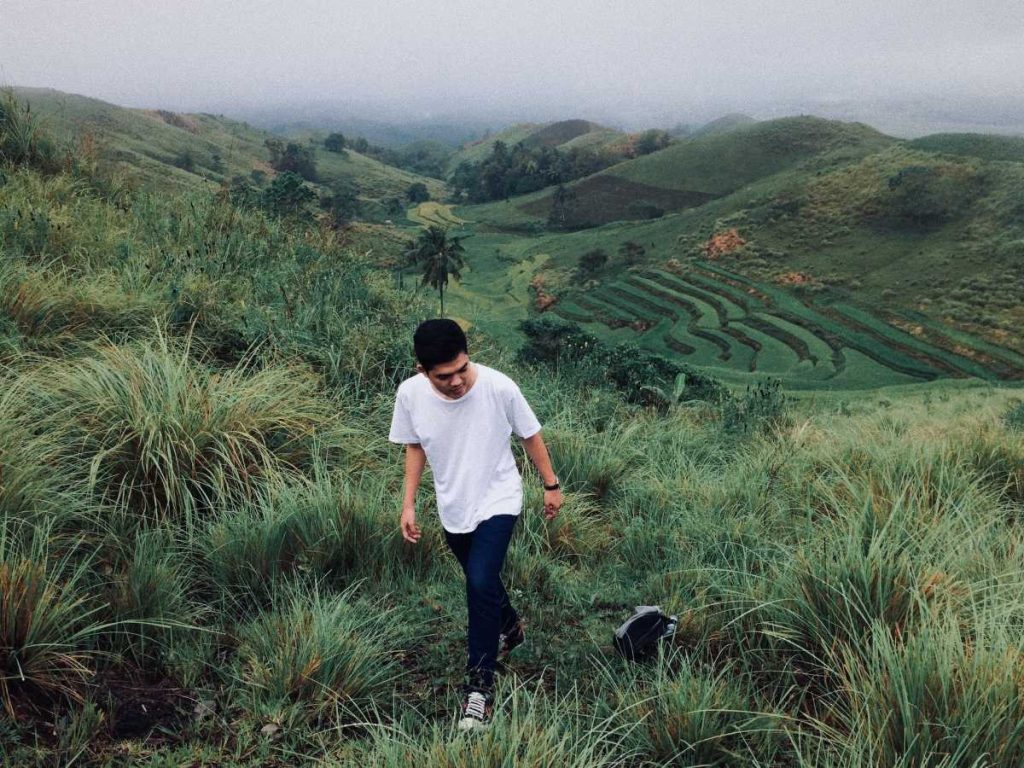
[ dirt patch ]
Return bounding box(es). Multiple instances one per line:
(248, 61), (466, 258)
(143, 110), (200, 134)
(702, 229), (747, 259)
(97, 671), (191, 740)
(530, 275), (558, 311)
(776, 270), (818, 286)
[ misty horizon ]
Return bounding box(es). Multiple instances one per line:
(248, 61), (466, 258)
(4, 1), (1024, 138)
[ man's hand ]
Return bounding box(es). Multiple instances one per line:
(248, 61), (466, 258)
(400, 505), (422, 543)
(543, 489), (563, 520)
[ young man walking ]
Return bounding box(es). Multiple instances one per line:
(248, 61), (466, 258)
(388, 319), (563, 732)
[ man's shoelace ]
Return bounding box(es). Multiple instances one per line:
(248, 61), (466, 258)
(464, 692), (488, 720)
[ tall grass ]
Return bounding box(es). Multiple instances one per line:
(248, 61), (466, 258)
(0, 520), (102, 716)
(230, 582), (409, 729)
(25, 333), (339, 527)
(6, 140), (1024, 765)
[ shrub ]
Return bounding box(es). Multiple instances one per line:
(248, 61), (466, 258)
(231, 583), (406, 728)
(721, 378), (788, 436)
(577, 248), (609, 278)
(29, 334), (337, 525)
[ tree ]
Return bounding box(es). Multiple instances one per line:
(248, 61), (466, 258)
(324, 132), (347, 153)
(407, 225), (467, 316)
(619, 241), (646, 266)
(576, 248), (608, 278)
(261, 171), (316, 218)
(264, 139), (317, 181)
(320, 178), (360, 226)
(406, 182), (430, 203)
(548, 184), (578, 229)
(634, 129), (670, 156)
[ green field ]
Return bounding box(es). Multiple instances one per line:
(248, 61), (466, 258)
(7, 88), (1024, 767)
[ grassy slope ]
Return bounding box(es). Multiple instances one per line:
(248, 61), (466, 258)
(8, 107), (1024, 767)
(593, 116), (894, 194)
(14, 87), (445, 200)
(444, 118), (1024, 382)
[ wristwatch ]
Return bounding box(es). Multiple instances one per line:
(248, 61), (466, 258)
(543, 478), (560, 491)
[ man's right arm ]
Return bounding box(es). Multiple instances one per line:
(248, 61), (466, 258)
(400, 443), (426, 543)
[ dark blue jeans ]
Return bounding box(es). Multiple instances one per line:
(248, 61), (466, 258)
(444, 513), (520, 692)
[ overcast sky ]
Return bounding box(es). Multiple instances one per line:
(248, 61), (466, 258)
(3, 0), (1023, 125)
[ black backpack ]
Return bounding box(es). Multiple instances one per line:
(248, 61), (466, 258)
(613, 605), (677, 660)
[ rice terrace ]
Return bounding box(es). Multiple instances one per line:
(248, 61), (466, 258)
(3, 4), (1024, 765)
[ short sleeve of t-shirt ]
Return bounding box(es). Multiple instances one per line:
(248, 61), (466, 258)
(388, 390), (419, 443)
(506, 383), (542, 439)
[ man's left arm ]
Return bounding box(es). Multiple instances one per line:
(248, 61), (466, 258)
(520, 432), (563, 520)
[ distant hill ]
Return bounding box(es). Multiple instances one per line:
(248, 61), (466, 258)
(508, 116), (895, 227)
(690, 113), (758, 138)
(11, 87), (445, 201)
(907, 133), (1024, 163)
(450, 115), (1024, 373)
(447, 119), (629, 173)
(609, 116), (893, 194)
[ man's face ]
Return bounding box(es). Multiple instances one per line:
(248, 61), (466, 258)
(419, 352), (472, 399)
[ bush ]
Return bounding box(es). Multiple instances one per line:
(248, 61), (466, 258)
(232, 583), (407, 727)
(29, 335), (337, 525)
(721, 378), (788, 435)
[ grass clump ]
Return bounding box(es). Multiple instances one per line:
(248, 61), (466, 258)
(600, 649), (783, 766)
(0, 522), (101, 716)
(363, 677), (626, 767)
(834, 612), (1024, 766)
(230, 582), (407, 730)
(27, 334), (338, 525)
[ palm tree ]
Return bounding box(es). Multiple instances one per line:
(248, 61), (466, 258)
(408, 225), (466, 316)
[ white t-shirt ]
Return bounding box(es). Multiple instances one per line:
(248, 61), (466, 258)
(388, 363), (542, 533)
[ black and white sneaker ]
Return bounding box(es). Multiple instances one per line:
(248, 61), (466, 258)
(498, 620), (525, 661)
(457, 690), (493, 732)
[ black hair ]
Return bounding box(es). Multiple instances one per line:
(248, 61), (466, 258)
(413, 319), (468, 371)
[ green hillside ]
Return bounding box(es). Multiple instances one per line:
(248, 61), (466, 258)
(6, 90), (1024, 767)
(446, 119), (629, 174)
(606, 116), (894, 194)
(13, 87), (445, 201)
(447, 123), (540, 170)
(443, 116), (1024, 381)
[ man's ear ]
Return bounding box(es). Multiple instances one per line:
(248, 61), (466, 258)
(415, 363), (426, 375)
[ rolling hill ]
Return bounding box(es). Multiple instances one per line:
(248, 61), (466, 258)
(11, 87), (445, 202)
(442, 117), (1024, 384)
(446, 119), (630, 173)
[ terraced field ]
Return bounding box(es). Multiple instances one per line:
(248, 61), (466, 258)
(553, 261), (1022, 389)
(409, 202), (468, 228)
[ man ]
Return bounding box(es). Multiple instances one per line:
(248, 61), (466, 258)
(388, 319), (563, 732)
